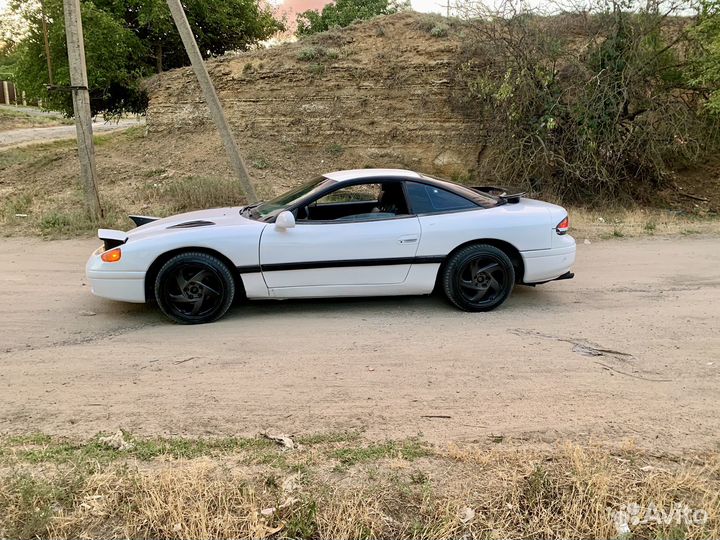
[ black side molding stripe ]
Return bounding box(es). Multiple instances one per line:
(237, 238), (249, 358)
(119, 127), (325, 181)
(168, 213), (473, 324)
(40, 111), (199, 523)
(237, 265), (262, 274)
(237, 256), (444, 274)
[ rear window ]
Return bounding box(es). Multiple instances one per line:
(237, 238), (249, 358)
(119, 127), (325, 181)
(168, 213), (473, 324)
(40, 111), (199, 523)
(406, 182), (478, 214)
(419, 174), (499, 209)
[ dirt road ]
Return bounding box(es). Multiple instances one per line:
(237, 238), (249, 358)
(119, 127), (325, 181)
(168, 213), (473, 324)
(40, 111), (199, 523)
(1, 235), (718, 452)
(0, 117), (143, 150)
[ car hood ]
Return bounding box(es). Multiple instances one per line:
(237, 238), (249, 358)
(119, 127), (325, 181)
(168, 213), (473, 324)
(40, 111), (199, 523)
(126, 207), (257, 240)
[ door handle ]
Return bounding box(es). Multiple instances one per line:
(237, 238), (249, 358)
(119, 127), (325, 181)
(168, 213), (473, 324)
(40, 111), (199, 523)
(398, 235), (419, 244)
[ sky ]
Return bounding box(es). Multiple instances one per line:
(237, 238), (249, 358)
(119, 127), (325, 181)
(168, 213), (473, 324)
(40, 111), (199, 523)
(0, 0), (446, 15)
(270, 0), (446, 26)
(0, 0), (447, 23)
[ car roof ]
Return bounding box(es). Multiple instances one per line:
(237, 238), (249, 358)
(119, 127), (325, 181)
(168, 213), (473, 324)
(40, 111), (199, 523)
(322, 168), (423, 183)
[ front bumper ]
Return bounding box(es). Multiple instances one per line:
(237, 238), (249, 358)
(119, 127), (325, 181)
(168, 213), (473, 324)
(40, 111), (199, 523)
(86, 248), (146, 303)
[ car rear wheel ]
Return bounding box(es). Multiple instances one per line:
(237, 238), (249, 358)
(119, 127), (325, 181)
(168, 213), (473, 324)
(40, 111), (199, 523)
(442, 244), (515, 312)
(155, 252), (235, 324)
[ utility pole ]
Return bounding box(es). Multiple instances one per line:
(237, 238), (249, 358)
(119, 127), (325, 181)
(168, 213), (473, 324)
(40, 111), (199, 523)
(166, 0), (258, 203)
(63, 0), (103, 219)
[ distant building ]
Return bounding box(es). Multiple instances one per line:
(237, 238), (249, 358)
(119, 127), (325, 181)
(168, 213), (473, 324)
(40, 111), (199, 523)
(273, 0), (330, 35)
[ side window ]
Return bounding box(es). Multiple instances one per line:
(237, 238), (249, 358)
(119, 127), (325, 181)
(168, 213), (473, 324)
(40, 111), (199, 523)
(315, 184), (382, 205)
(299, 182), (409, 222)
(405, 182), (477, 213)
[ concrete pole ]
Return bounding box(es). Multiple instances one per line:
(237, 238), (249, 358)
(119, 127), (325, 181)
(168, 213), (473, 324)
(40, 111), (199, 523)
(63, 0), (103, 219)
(166, 0), (258, 203)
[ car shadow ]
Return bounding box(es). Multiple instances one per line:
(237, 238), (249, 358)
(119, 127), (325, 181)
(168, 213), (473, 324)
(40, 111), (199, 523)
(222, 284), (546, 320)
(86, 284), (547, 326)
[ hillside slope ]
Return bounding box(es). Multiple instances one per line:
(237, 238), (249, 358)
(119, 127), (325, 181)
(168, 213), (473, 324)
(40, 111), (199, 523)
(145, 12), (481, 188)
(1, 12), (717, 237)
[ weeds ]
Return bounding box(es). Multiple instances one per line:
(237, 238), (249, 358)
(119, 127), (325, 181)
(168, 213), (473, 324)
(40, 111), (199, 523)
(1, 471), (82, 540)
(1, 433), (275, 465)
(2, 194), (33, 218)
(39, 211), (95, 237)
(568, 207), (720, 239)
(0, 436), (718, 539)
(430, 24), (448, 37)
(141, 175), (247, 213)
(0, 107), (72, 129)
(296, 431), (361, 446)
(298, 46), (319, 61)
(331, 439), (431, 465)
(452, 3), (720, 203)
(308, 63), (326, 76)
(326, 143), (345, 156)
(251, 155), (271, 169)
(297, 46), (339, 62)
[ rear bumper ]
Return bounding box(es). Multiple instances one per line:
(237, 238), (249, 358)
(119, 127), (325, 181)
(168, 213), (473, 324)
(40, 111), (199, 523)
(86, 251), (146, 303)
(521, 240), (576, 283)
(524, 270), (574, 286)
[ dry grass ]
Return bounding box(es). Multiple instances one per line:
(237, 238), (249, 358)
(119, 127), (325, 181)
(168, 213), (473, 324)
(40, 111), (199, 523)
(1, 128), (718, 239)
(0, 107), (72, 130)
(0, 129), (261, 238)
(0, 434), (718, 539)
(570, 206), (720, 240)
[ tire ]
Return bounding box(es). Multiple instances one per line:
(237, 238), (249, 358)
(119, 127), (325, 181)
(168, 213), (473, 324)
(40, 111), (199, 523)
(442, 244), (515, 312)
(154, 252), (236, 324)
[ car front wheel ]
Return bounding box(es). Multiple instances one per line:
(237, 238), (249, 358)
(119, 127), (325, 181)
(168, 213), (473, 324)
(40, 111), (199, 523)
(155, 252), (235, 324)
(442, 244), (515, 312)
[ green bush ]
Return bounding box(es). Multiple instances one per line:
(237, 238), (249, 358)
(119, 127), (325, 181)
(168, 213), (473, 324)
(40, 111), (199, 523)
(296, 0), (408, 36)
(452, 6), (720, 202)
(693, 0), (720, 113)
(297, 46), (340, 61)
(429, 24), (448, 37)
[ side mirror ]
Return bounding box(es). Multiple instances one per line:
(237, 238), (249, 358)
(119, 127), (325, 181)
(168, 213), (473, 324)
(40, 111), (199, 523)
(275, 210), (296, 230)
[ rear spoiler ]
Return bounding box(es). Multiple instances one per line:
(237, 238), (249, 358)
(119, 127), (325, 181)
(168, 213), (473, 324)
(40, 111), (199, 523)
(98, 229), (128, 251)
(473, 186), (526, 204)
(129, 215), (159, 227)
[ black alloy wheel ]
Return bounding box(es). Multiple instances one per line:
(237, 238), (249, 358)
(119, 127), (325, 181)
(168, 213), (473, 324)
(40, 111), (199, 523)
(442, 244), (515, 312)
(155, 252), (235, 324)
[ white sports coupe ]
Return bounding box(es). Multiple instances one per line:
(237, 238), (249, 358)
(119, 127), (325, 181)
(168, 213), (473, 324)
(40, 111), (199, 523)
(86, 169), (576, 324)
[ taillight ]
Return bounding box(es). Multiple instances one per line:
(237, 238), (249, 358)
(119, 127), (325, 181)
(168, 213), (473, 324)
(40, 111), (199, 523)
(101, 247), (122, 262)
(556, 216), (569, 235)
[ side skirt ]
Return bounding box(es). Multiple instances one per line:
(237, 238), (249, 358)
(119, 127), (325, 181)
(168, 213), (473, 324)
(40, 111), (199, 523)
(242, 263), (441, 299)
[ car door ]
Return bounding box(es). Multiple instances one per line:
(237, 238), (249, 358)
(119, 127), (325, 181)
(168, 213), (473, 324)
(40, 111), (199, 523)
(259, 181), (422, 291)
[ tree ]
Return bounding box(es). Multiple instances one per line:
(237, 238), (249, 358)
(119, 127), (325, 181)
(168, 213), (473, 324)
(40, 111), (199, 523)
(694, 0), (720, 112)
(451, 0), (719, 202)
(296, 0), (407, 36)
(10, 0), (282, 116)
(0, 5), (27, 75)
(93, 0), (282, 74)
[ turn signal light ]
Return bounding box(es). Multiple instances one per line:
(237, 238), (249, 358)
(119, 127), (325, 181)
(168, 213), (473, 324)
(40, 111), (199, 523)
(556, 216), (569, 235)
(101, 247), (122, 262)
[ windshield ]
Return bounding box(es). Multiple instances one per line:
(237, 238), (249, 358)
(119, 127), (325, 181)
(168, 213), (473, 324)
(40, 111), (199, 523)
(246, 177), (335, 220)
